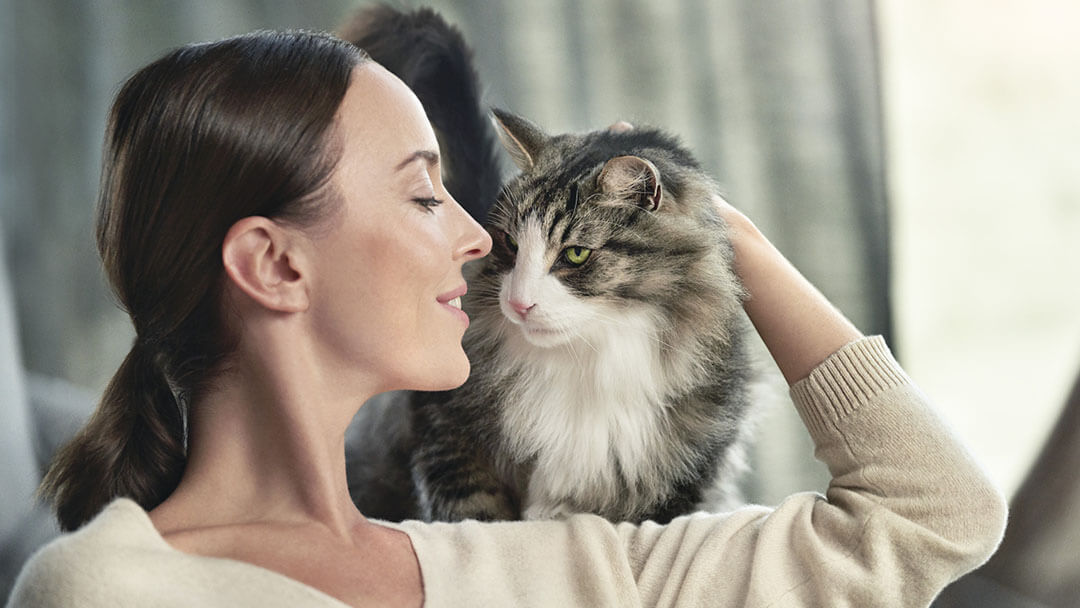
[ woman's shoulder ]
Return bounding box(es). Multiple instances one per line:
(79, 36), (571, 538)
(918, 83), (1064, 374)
(9, 498), (354, 607)
(7, 498), (165, 606)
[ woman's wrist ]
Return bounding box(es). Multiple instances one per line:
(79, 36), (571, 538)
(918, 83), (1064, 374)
(715, 196), (759, 246)
(715, 196), (863, 384)
(715, 198), (769, 285)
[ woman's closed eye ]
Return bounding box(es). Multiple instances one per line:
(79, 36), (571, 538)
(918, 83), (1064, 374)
(412, 196), (444, 211)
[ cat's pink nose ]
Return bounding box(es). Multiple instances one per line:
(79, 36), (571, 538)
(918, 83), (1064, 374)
(509, 299), (535, 319)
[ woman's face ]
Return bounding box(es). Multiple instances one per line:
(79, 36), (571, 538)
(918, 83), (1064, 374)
(305, 64), (491, 393)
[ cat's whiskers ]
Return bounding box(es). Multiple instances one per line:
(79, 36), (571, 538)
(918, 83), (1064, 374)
(542, 318), (597, 358)
(560, 330), (587, 370)
(484, 208), (511, 232)
(489, 186), (526, 226)
(468, 284), (502, 301)
(565, 325), (600, 358)
(530, 311), (601, 358)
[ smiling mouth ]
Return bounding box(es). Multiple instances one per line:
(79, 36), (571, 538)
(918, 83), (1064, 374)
(439, 290), (469, 327)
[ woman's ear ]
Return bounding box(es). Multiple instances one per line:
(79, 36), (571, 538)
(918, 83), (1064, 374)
(222, 217), (310, 313)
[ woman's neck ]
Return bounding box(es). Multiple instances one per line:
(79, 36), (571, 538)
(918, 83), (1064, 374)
(151, 343), (377, 541)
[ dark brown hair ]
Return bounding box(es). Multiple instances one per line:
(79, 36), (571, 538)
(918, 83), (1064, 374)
(40, 30), (368, 531)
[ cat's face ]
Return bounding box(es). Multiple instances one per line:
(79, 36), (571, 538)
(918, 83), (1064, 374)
(472, 111), (716, 350)
(484, 179), (633, 348)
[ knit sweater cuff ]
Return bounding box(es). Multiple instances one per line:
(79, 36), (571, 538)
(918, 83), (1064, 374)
(789, 335), (910, 443)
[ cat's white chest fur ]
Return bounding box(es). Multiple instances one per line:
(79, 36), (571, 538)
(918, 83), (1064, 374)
(498, 307), (675, 519)
(491, 217), (707, 519)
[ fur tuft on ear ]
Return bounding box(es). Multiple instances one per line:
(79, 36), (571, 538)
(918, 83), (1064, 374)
(491, 108), (548, 171)
(598, 155), (663, 211)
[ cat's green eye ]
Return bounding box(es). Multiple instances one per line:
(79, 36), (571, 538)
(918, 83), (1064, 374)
(563, 246), (591, 266)
(505, 233), (518, 253)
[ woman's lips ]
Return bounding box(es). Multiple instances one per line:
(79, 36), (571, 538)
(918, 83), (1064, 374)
(438, 285), (469, 326)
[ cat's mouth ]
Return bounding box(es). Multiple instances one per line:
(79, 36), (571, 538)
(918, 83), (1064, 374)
(516, 323), (569, 348)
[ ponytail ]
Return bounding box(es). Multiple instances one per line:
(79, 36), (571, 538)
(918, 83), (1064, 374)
(40, 339), (185, 531)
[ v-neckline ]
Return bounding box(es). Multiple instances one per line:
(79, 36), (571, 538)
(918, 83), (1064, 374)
(104, 497), (424, 608)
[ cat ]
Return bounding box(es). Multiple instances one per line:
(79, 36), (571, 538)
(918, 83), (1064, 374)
(342, 7), (757, 524)
(410, 110), (756, 523)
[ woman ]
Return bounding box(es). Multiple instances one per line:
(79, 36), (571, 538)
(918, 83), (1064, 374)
(9, 30), (1005, 607)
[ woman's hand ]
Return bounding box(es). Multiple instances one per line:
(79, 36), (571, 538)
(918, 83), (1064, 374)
(715, 195), (863, 385)
(608, 118), (861, 383)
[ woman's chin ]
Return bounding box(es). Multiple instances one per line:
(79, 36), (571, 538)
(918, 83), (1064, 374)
(417, 357), (471, 392)
(448, 359), (472, 388)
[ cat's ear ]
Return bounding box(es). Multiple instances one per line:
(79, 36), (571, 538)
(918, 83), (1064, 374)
(492, 108), (548, 171)
(598, 155), (663, 211)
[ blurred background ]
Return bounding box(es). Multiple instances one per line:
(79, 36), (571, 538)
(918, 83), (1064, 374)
(2, 0), (1077, 605)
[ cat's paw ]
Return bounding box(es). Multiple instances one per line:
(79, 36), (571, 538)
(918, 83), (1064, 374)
(523, 501), (576, 521)
(423, 492), (518, 522)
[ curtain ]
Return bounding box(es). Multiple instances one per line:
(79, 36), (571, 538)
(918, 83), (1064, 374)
(0, 0), (890, 595)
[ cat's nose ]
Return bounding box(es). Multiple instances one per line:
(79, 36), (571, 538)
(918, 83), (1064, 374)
(509, 299), (535, 319)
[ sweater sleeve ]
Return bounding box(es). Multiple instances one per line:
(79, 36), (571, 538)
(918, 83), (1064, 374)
(615, 336), (1008, 607)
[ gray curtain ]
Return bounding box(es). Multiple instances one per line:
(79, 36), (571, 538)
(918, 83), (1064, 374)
(0, 0), (890, 598)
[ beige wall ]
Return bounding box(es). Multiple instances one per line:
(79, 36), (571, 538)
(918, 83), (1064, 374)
(879, 0), (1080, 495)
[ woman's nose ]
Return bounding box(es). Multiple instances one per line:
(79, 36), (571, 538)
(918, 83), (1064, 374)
(454, 199), (492, 260)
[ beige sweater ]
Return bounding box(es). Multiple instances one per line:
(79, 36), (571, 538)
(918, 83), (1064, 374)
(7, 337), (1007, 607)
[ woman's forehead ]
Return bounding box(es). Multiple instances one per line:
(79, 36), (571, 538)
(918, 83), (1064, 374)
(335, 64), (438, 173)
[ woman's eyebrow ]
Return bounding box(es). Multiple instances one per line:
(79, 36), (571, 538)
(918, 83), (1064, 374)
(395, 149), (440, 172)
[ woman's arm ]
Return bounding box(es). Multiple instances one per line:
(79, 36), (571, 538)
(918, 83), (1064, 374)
(716, 196), (862, 384)
(615, 200), (1009, 605)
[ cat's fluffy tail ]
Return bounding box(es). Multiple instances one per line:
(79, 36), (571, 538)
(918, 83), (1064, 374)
(338, 6), (504, 223)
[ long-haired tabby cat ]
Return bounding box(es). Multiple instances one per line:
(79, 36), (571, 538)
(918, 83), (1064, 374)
(342, 6), (757, 524)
